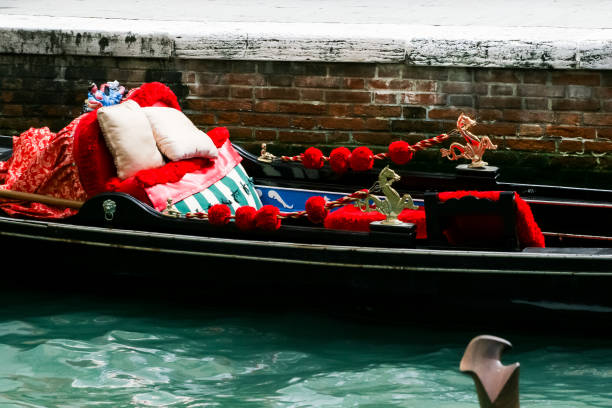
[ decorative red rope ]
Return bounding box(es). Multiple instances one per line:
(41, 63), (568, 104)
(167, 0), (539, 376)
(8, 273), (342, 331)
(173, 189), (370, 221)
(278, 133), (450, 164)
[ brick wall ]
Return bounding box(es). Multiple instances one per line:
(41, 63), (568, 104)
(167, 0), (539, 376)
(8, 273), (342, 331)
(1, 54), (610, 187)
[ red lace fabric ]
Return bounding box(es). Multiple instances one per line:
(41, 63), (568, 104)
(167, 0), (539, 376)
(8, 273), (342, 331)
(0, 116), (87, 218)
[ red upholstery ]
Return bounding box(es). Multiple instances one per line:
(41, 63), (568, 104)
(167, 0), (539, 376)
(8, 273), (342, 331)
(72, 82), (230, 205)
(324, 191), (544, 248)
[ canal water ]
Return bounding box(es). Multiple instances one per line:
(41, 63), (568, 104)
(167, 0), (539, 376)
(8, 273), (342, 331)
(0, 291), (610, 407)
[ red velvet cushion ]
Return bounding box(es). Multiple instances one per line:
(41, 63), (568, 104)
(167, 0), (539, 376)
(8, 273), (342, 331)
(73, 82), (182, 198)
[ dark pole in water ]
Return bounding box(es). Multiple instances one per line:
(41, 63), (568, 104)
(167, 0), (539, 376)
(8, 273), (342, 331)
(460, 335), (520, 408)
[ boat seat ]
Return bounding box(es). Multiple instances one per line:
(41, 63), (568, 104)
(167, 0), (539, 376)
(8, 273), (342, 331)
(424, 191), (520, 250)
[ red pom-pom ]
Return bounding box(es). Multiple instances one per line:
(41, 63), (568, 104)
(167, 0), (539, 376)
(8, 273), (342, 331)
(388, 140), (414, 165)
(349, 146), (374, 172)
(302, 147), (325, 169)
(208, 204), (232, 226)
(305, 196), (328, 224)
(255, 205), (281, 231)
(329, 147), (351, 174)
(235, 206), (257, 230)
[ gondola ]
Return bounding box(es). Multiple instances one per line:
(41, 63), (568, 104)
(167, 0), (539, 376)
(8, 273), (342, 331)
(0, 82), (610, 332)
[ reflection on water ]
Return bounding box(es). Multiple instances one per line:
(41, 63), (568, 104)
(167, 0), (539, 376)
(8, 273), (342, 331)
(0, 292), (610, 407)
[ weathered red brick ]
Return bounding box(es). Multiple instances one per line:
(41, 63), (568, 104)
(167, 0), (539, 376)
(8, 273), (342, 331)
(256, 88), (301, 100)
(504, 138), (556, 152)
(552, 72), (600, 86)
(583, 113), (612, 126)
(217, 112), (240, 124)
(476, 109), (503, 121)
(352, 105), (402, 117)
(253, 101), (279, 113)
(472, 123), (518, 136)
(231, 87), (254, 98)
(404, 66), (448, 80)
(325, 91), (371, 103)
(518, 124), (544, 137)
(0, 104), (23, 116)
(391, 119), (449, 133)
(188, 99), (253, 112)
(524, 98), (548, 110)
(224, 73), (265, 86)
(401, 93), (445, 105)
(554, 112), (582, 125)
(188, 84), (230, 98)
(186, 113), (217, 125)
(328, 104), (351, 116)
(353, 132), (393, 145)
(490, 84), (515, 96)
(300, 89), (324, 101)
(240, 113), (291, 128)
(196, 73), (223, 84)
(596, 87), (612, 99)
(522, 71), (548, 84)
(344, 78), (365, 89)
(546, 125), (596, 139)
(559, 139), (584, 153)
(597, 128), (612, 139)
(474, 70), (520, 83)
(329, 63), (376, 77)
(374, 92), (397, 104)
(440, 82), (474, 94)
(584, 140), (612, 153)
(278, 130), (326, 143)
(278, 102), (327, 115)
(403, 106), (428, 119)
(255, 129), (277, 141)
(364, 118), (390, 131)
(517, 84), (564, 97)
(428, 108), (475, 120)
(551, 99), (600, 111)
(268, 75), (294, 87)
(319, 117), (365, 130)
(294, 76), (343, 88)
(291, 117), (318, 130)
(377, 65), (402, 78)
(327, 131), (351, 143)
(449, 95), (474, 107)
(224, 126), (254, 139)
(478, 96), (522, 109)
(502, 110), (554, 123)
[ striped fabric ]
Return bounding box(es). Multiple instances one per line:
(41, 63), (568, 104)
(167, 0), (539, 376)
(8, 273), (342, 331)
(171, 164), (262, 214)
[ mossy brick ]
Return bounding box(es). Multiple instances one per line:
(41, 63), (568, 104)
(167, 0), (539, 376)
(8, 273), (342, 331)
(145, 70), (183, 83)
(329, 63), (376, 78)
(65, 66), (108, 81)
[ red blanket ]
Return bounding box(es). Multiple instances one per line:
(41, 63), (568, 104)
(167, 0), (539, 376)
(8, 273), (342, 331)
(0, 117), (88, 218)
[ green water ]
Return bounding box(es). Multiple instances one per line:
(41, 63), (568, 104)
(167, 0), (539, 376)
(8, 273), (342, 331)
(0, 294), (610, 408)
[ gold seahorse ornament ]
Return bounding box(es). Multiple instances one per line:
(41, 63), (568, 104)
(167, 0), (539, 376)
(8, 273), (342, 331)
(440, 113), (498, 168)
(356, 166), (417, 225)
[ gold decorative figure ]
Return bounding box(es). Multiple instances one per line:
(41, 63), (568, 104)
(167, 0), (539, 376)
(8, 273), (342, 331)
(258, 143), (277, 163)
(440, 113), (498, 168)
(162, 198), (182, 217)
(356, 166), (417, 225)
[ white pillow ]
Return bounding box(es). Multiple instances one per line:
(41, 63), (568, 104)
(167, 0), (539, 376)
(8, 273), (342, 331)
(97, 99), (165, 180)
(142, 107), (218, 161)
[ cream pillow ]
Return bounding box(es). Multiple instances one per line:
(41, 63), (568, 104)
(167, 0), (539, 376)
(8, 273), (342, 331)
(142, 107), (218, 161)
(97, 99), (164, 180)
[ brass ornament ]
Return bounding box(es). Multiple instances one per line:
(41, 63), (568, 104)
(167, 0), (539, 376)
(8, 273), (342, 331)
(356, 166), (417, 225)
(257, 143), (277, 163)
(440, 113), (498, 168)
